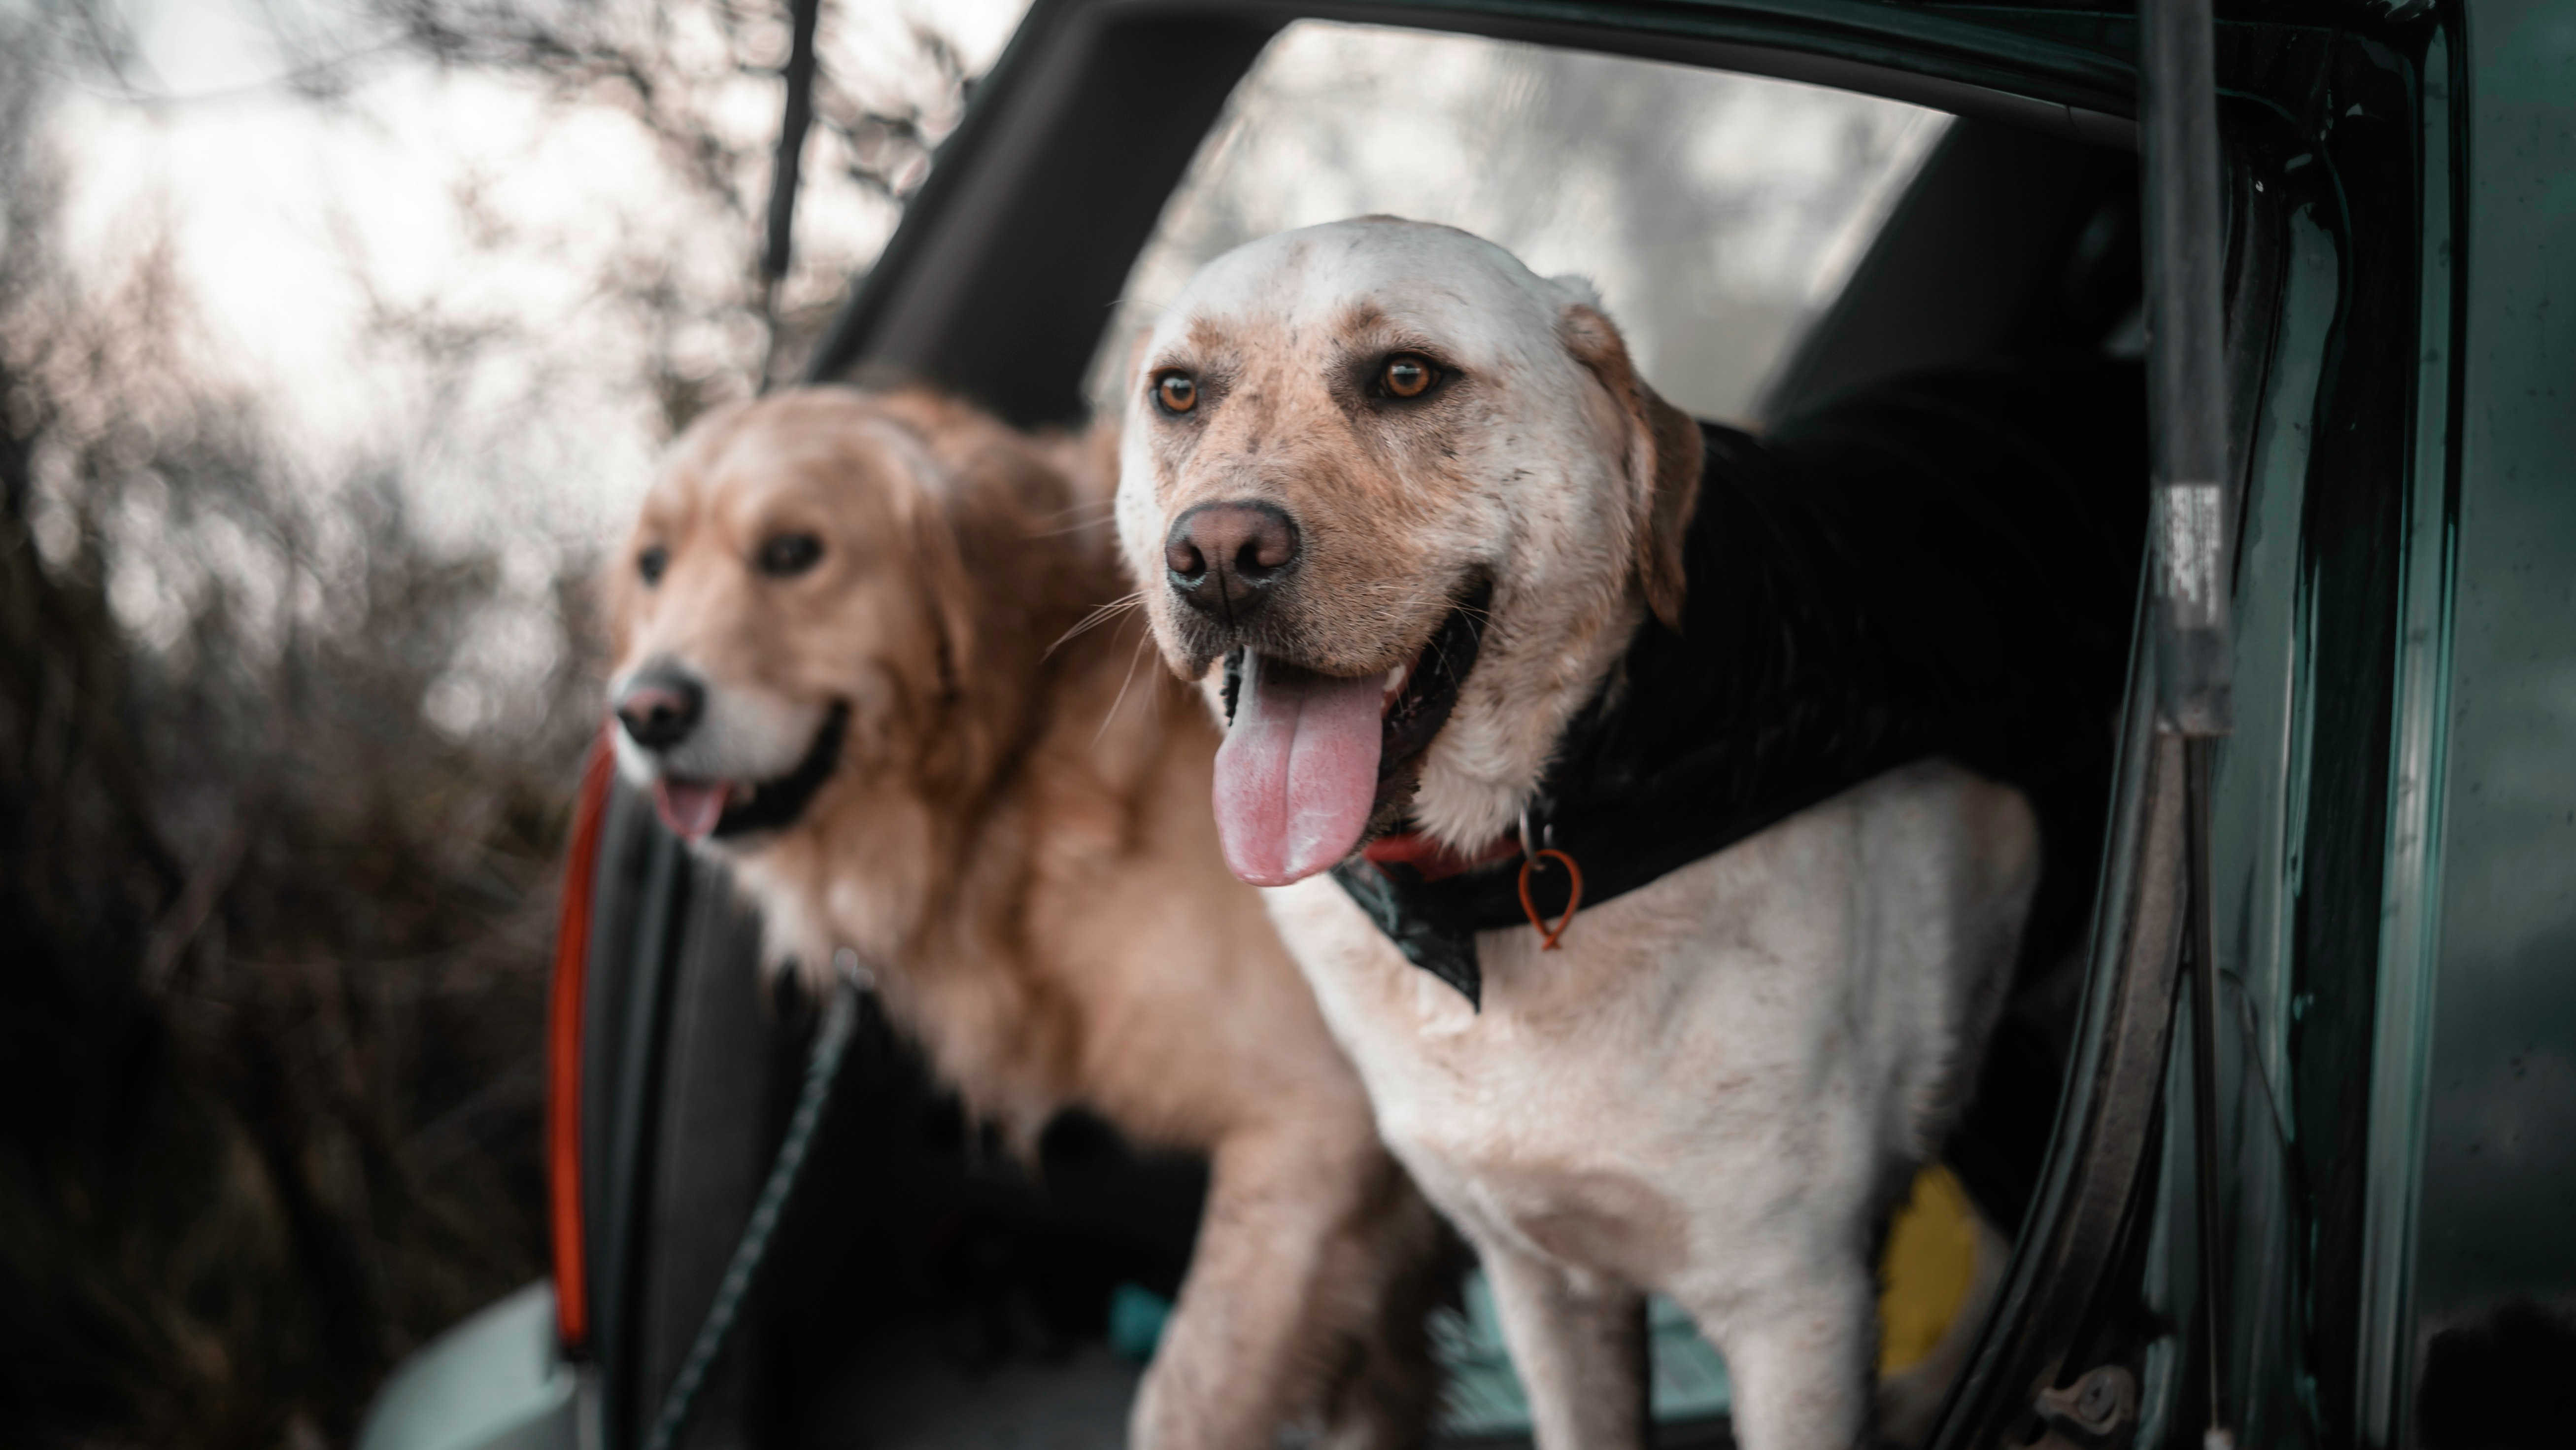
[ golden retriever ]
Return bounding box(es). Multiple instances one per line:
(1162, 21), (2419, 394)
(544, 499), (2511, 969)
(1111, 218), (2118, 1450)
(604, 384), (1439, 1450)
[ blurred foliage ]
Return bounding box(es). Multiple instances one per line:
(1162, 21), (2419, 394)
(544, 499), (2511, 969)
(369, 0), (967, 205)
(361, 0), (970, 411)
(1, 1), (976, 1439)
(0, 42), (594, 1450)
(0, 0), (985, 1441)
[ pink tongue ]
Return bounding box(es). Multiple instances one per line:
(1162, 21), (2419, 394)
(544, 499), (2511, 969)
(1213, 655), (1386, 886)
(654, 779), (729, 841)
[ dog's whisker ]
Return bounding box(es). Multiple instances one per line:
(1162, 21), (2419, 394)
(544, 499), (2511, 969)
(1035, 497), (1117, 518)
(1096, 627), (1156, 747)
(1028, 518), (1114, 539)
(1026, 500), (1118, 535)
(1047, 591), (1147, 659)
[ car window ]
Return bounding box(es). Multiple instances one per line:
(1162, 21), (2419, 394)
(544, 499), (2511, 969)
(1088, 20), (1950, 425)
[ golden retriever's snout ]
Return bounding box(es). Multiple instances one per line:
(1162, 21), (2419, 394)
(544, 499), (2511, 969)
(613, 666), (704, 751)
(1164, 500), (1300, 626)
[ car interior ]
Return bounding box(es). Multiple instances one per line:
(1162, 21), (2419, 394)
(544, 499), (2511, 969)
(572, 8), (2177, 1448)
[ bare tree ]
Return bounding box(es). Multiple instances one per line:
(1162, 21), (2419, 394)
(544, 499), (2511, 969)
(0, 2), (981, 1442)
(368, 0), (973, 407)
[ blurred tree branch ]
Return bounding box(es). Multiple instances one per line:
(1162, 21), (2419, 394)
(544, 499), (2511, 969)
(369, 0), (965, 208)
(367, 0), (970, 394)
(25, 0), (978, 411)
(1, 4), (992, 1437)
(0, 16), (610, 1445)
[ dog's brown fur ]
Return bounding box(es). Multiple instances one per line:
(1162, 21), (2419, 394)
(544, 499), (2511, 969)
(607, 386), (1440, 1450)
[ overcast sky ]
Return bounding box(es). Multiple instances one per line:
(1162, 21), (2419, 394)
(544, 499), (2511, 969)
(8, 0), (1025, 736)
(38, 0), (1029, 547)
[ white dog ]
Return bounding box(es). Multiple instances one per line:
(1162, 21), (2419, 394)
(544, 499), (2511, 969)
(1114, 217), (2135, 1449)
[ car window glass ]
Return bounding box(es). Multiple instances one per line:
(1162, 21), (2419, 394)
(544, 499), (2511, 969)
(1088, 20), (1950, 424)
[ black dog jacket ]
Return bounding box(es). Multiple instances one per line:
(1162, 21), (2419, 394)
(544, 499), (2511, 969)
(1330, 362), (2149, 1006)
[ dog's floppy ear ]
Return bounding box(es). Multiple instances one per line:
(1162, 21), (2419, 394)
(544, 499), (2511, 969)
(858, 421), (977, 721)
(904, 481), (977, 709)
(1558, 302), (1701, 631)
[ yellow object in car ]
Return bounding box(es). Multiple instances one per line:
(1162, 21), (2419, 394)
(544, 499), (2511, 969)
(1878, 1163), (1985, 1376)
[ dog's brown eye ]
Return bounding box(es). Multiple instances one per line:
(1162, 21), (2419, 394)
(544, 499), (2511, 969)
(1154, 371), (1198, 414)
(757, 533), (823, 578)
(1381, 355), (1439, 399)
(637, 545), (668, 586)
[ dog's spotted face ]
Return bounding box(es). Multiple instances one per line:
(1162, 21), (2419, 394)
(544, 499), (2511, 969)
(606, 393), (969, 845)
(1115, 218), (1700, 886)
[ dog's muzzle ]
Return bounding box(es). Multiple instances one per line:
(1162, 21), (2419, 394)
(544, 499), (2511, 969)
(704, 704), (847, 839)
(610, 664), (847, 842)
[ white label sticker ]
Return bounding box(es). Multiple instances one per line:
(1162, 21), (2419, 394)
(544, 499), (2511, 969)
(2159, 482), (2224, 614)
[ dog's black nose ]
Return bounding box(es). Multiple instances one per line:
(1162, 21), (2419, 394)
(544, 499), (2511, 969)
(1165, 501), (1299, 621)
(615, 669), (704, 750)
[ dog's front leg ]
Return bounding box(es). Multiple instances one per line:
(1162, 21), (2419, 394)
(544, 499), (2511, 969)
(1129, 1127), (1372, 1450)
(1478, 1239), (1649, 1450)
(1686, 1260), (1876, 1450)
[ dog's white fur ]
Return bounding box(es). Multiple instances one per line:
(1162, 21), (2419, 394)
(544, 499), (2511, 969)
(1116, 219), (2034, 1449)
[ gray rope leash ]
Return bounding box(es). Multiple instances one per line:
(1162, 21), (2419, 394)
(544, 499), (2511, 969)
(641, 953), (868, 1450)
